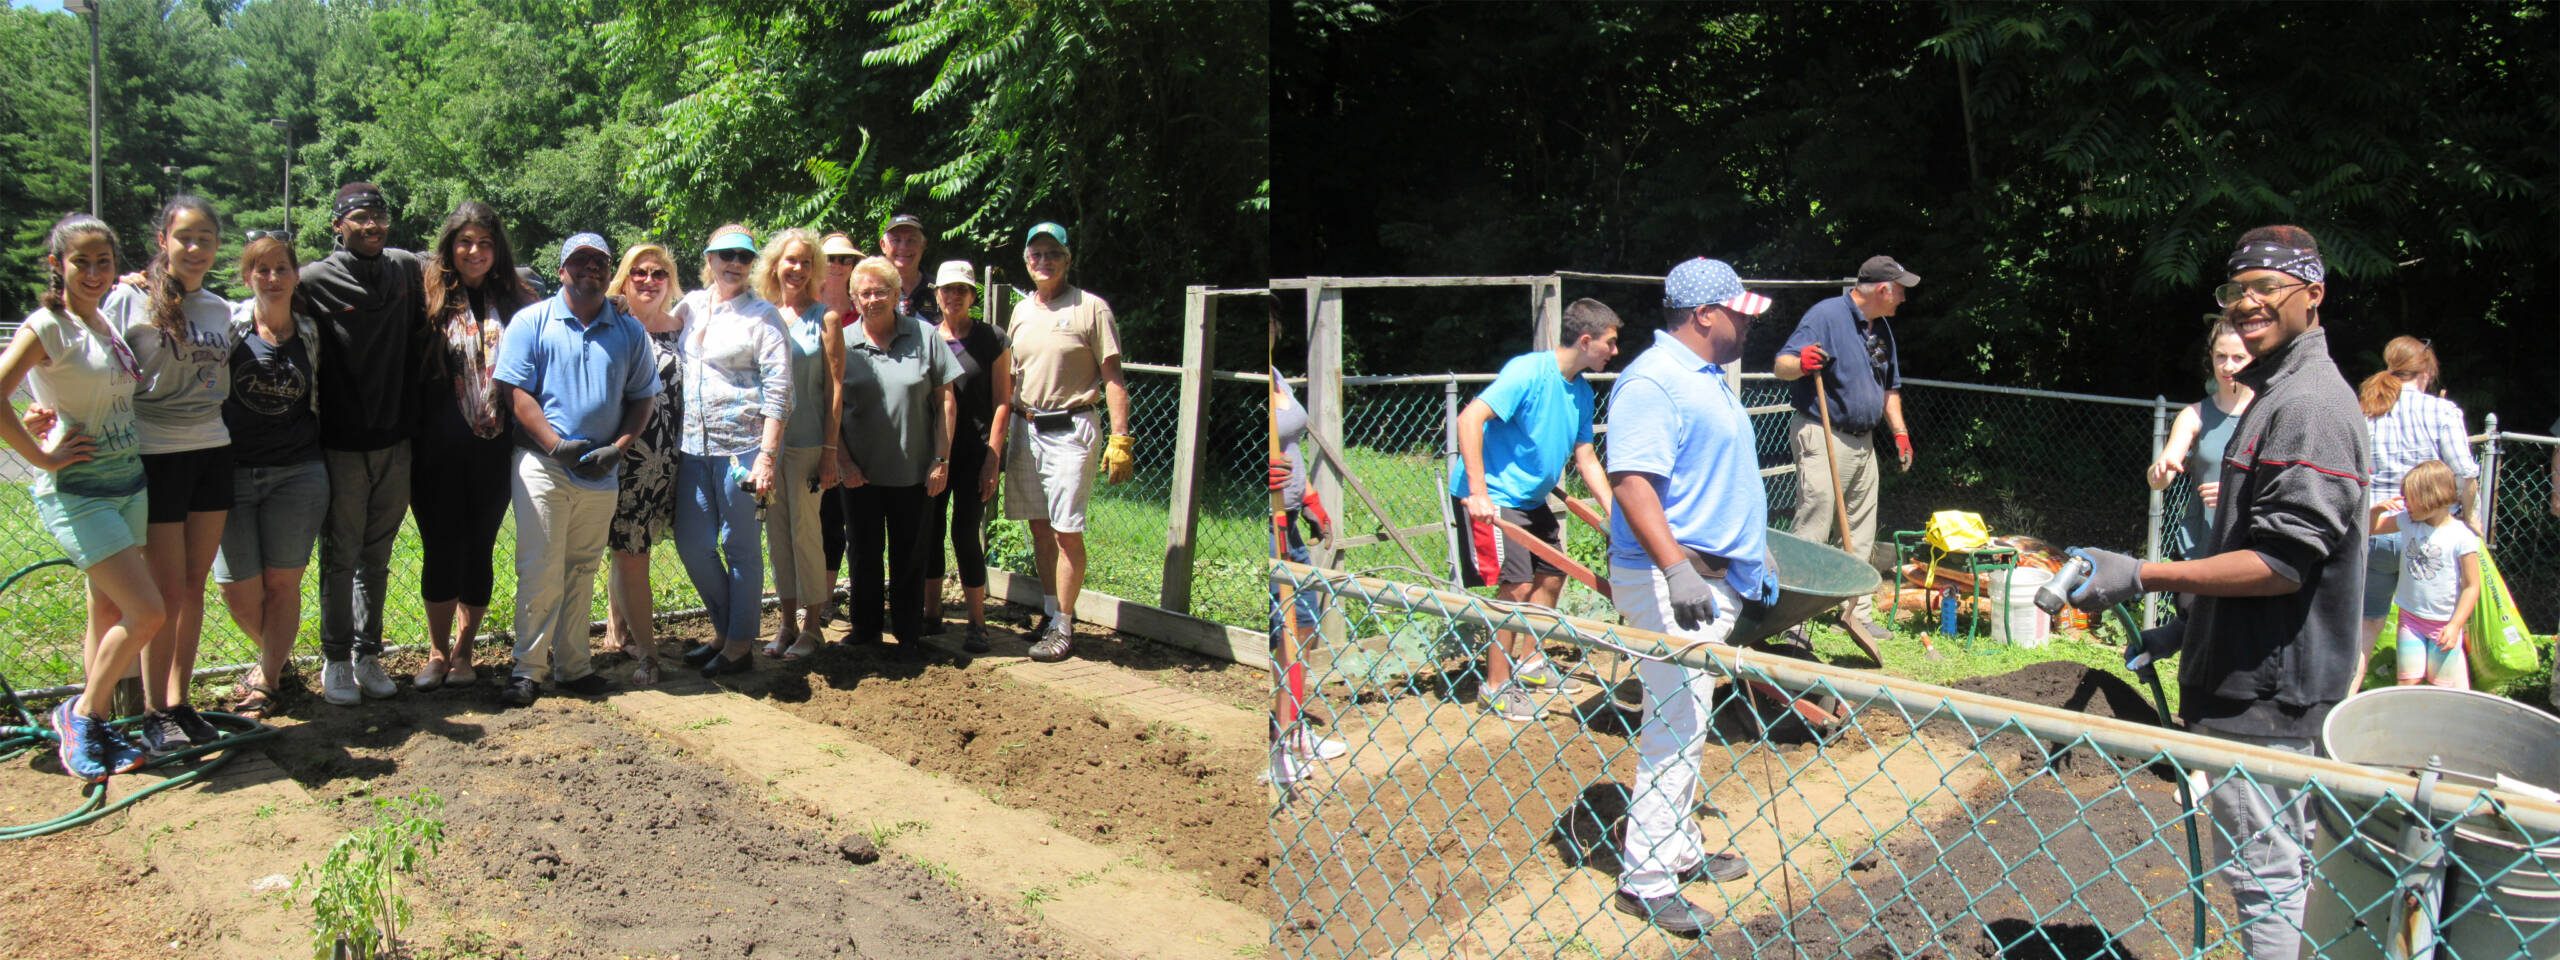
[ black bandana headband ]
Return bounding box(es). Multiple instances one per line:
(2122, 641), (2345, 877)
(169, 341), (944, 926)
(333, 189), (388, 221)
(2227, 241), (2324, 284)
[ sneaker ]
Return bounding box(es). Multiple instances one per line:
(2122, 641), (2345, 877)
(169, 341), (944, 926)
(556, 672), (615, 697)
(1290, 729), (1348, 762)
(1611, 890), (1717, 938)
(500, 676), (540, 708)
(353, 654), (397, 699)
(168, 704), (221, 745)
(54, 696), (144, 782)
(1480, 683), (1541, 723)
(962, 624), (991, 654)
(1028, 622), (1074, 663)
(1261, 747), (1307, 785)
(1676, 852), (1752, 884)
(1514, 658), (1580, 693)
(138, 711), (194, 757)
(320, 660), (361, 706)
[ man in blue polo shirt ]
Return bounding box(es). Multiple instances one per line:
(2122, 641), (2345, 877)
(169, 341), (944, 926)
(1447, 299), (1618, 722)
(1604, 257), (1774, 938)
(1774, 255), (1918, 638)
(493, 233), (660, 707)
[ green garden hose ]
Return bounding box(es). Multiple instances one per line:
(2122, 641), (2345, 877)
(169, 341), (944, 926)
(2107, 601), (2209, 955)
(0, 558), (282, 840)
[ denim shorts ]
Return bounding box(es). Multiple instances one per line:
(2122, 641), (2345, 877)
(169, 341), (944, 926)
(36, 488), (148, 570)
(2361, 533), (2403, 620)
(214, 460), (329, 583)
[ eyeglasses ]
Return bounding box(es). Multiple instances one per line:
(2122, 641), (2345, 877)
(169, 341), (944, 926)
(711, 249), (756, 265)
(629, 268), (670, 283)
(1026, 250), (1067, 263)
(245, 229), (294, 244)
(826, 255), (859, 266)
(341, 210), (389, 228)
(2212, 278), (2312, 309)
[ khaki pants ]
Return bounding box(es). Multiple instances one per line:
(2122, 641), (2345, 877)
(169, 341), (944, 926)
(1790, 413), (1879, 621)
(766, 445), (831, 602)
(508, 450), (615, 683)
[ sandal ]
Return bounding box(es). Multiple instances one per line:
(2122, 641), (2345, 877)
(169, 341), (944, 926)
(629, 656), (660, 686)
(229, 685), (278, 720)
(780, 634), (821, 661)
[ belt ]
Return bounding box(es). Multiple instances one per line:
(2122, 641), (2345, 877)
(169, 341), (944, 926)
(1682, 547), (1730, 580)
(1015, 402), (1096, 433)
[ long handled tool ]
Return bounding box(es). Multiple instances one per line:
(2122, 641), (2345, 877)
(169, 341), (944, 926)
(1492, 515), (1842, 730)
(1811, 372), (1898, 661)
(1268, 331), (1305, 798)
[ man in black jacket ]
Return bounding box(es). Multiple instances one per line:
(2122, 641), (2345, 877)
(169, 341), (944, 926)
(296, 182), (426, 706)
(2065, 225), (2368, 959)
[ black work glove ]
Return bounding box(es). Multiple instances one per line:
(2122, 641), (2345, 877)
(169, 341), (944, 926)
(573, 443), (623, 481)
(1662, 562), (1718, 632)
(2126, 620), (2186, 673)
(550, 437), (596, 467)
(2064, 546), (2145, 613)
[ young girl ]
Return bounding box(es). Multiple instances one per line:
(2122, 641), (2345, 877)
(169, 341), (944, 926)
(105, 196), (235, 754)
(2370, 460), (2482, 689)
(0, 214), (166, 781)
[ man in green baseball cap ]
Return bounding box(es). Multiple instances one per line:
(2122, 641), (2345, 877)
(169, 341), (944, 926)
(1003, 222), (1133, 663)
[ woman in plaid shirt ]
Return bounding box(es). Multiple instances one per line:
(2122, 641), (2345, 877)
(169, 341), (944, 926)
(2352, 335), (2479, 687)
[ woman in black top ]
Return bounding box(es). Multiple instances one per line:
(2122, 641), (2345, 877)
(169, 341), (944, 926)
(214, 233), (327, 719)
(409, 201), (536, 691)
(920, 260), (1010, 651)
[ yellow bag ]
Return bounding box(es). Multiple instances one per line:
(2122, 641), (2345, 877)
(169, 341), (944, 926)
(1922, 510), (1992, 589)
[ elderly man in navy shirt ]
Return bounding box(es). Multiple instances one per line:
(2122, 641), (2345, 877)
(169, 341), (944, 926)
(493, 233), (660, 707)
(1774, 255), (1918, 639)
(1604, 257), (1774, 937)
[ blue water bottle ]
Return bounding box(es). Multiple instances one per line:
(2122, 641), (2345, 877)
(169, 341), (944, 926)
(1938, 587), (1958, 636)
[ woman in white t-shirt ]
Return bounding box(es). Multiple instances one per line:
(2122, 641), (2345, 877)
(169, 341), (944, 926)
(105, 195), (236, 756)
(0, 214), (164, 782)
(2368, 460), (2482, 689)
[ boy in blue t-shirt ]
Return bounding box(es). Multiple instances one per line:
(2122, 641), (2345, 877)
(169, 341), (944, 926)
(1448, 299), (1619, 722)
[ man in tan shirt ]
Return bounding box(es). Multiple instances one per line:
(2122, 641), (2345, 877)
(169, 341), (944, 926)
(1005, 222), (1133, 662)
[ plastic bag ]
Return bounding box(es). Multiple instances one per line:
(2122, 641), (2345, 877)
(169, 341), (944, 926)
(2467, 549), (2546, 689)
(1921, 510), (1991, 589)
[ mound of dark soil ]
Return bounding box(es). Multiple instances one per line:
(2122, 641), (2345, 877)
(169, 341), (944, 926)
(1955, 660), (2163, 727)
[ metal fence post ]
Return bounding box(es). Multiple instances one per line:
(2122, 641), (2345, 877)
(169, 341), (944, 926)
(2144, 395), (2168, 626)
(1158, 286), (1215, 614)
(2479, 412), (2503, 543)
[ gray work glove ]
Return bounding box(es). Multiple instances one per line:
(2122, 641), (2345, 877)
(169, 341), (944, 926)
(2064, 547), (2146, 613)
(2126, 620), (2186, 673)
(1662, 562), (1718, 632)
(573, 443), (623, 481)
(550, 437), (596, 468)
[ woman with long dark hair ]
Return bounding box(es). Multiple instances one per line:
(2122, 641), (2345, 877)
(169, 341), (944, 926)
(409, 201), (538, 691)
(1, 214), (164, 780)
(214, 232), (327, 718)
(105, 195), (235, 754)
(2146, 320), (2255, 561)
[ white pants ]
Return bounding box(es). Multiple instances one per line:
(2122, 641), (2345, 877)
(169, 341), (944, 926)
(1609, 561), (1742, 899)
(509, 450), (615, 682)
(1003, 408), (1099, 533)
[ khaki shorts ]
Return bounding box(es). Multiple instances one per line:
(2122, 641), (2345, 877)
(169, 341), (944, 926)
(1003, 408), (1100, 533)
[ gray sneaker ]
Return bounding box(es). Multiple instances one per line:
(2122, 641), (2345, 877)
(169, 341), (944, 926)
(1028, 620), (1074, 663)
(1481, 683), (1541, 723)
(353, 654), (397, 699)
(1513, 658), (1579, 693)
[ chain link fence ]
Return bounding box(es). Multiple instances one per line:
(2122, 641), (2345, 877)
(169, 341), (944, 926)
(1270, 561), (2560, 959)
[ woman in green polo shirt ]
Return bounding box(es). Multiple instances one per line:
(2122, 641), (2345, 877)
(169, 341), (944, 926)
(831, 257), (960, 646)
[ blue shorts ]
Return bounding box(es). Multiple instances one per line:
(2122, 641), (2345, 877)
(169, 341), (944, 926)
(2360, 534), (2402, 620)
(214, 460), (329, 583)
(36, 488), (148, 570)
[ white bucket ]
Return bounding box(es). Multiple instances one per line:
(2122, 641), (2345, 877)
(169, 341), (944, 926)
(1994, 567), (2052, 648)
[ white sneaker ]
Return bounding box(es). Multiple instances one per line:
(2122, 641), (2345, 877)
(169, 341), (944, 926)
(1262, 747), (1307, 785)
(1292, 730), (1348, 762)
(353, 654), (397, 699)
(321, 661), (361, 706)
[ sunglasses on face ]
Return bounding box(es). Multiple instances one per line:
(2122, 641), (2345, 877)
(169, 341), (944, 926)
(341, 211), (389, 228)
(630, 268), (670, 283)
(827, 255), (859, 266)
(712, 249), (756, 265)
(2211, 278), (2312, 309)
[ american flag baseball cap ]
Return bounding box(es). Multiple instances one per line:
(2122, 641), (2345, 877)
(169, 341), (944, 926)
(1663, 257), (1772, 315)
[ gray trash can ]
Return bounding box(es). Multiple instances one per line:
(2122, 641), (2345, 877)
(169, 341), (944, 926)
(2308, 687), (2560, 959)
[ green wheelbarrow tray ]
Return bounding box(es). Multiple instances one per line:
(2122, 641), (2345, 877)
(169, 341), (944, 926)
(1731, 529), (1882, 648)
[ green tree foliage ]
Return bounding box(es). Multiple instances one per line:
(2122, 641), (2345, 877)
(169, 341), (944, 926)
(1285, 1), (2556, 427)
(0, 0), (1267, 363)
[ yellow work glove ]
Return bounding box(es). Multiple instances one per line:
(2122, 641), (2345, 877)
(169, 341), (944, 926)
(1101, 433), (1136, 485)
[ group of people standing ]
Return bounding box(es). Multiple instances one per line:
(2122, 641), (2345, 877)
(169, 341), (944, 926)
(5, 180), (1136, 783)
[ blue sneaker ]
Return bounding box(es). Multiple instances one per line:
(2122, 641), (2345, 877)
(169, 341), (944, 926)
(52, 696), (144, 782)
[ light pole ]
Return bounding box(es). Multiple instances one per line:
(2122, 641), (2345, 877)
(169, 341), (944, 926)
(64, 0), (100, 217)
(270, 118), (292, 234)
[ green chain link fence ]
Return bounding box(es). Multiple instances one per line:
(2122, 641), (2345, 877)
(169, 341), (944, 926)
(1269, 560), (2560, 959)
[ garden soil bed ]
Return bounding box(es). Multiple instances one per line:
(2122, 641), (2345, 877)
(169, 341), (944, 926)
(254, 673), (1086, 960)
(696, 604), (1271, 915)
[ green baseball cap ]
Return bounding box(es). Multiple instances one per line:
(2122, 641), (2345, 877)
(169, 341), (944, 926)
(1024, 222), (1070, 250)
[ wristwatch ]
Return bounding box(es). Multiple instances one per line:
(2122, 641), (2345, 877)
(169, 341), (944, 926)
(931, 455), (949, 466)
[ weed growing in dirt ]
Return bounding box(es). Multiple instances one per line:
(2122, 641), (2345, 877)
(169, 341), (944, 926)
(680, 715), (731, 731)
(1542, 933), (1603, 959)
(863, 818), (930, 848)
(1017, 884), (1055, 916)
(817, 743), (848, 758)
(293, 789), (446, 960)
(917, 858), (964, 891)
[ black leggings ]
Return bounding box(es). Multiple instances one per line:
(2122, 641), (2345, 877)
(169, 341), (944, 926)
(822, 486), (848, 584)
(845, 483), (928, 642)
(411, 434), (511, 607)
(924, 446), (990, 589)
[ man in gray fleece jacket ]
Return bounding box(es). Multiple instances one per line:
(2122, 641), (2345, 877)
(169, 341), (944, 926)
(2064, 224), (2368, 959)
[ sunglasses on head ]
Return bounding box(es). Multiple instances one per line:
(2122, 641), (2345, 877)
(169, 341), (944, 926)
(711, 249), (756, 265)
(245, 229), (294, 244)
